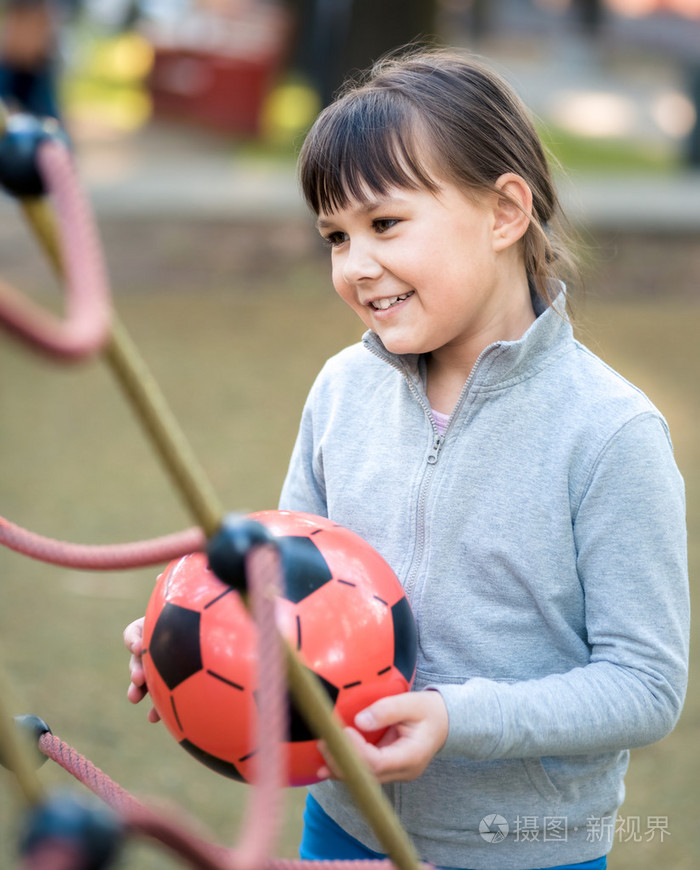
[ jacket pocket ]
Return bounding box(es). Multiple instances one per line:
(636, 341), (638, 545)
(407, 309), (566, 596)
(396, 754), (563, 843)
(521, 757), (562, 801)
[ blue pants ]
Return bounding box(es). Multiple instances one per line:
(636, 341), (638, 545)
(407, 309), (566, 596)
(300, 794), (607, 870)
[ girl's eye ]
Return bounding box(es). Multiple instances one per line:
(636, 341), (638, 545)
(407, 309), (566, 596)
(374, 218), (399, 234)
(323, 231), (349, 247)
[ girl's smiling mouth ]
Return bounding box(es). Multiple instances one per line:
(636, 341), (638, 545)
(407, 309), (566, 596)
(369, 291), (415, 311)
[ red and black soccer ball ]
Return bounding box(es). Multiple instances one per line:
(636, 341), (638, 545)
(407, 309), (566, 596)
(141, 510), (417, 786)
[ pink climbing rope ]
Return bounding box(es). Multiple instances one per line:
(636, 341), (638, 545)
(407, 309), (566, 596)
(38, 730), (231, 868)
(37, 730), (396, 870)
(0, 137), (111, 360)
(38, 732), (146, 818)
(235, 544), (287, 870)
(18, 843), (87, 870)
(0, 514), (206, 570)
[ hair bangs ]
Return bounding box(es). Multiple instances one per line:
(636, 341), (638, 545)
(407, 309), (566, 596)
(299, 91), (439, 215)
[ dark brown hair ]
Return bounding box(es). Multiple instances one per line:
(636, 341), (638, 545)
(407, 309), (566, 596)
(299, 49), (576, 307)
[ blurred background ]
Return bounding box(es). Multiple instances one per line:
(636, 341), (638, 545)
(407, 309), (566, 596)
(1, 1), (699, 868)
(4, 0), (700, 179)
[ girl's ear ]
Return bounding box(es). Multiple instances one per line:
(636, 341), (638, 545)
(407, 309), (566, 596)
(491, 173), (533, 252)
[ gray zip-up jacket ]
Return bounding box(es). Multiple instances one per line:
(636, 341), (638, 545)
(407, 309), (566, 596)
(279, 296), (689, 870)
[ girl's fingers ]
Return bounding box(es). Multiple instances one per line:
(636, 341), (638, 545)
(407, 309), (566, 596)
(123, 617), (145, 655)
(128, 654), (146, 686)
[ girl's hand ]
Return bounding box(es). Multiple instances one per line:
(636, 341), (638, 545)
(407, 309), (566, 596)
(317, 690), (448, 783)
(123, 617), (160, 723)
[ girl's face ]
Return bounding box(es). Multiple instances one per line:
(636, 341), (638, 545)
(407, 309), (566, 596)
(316, 177), (534, 374)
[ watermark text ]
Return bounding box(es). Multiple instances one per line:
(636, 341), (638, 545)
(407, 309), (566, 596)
(478, 814), (671, 845)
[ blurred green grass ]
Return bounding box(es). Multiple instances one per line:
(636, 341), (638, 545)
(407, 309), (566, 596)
(537, 123), (680, 175)
(238, 123), (681, 177)
(0, 223), (698, 869)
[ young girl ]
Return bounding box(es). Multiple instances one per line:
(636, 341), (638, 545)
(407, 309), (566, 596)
(277, 50), (689, 870)
(126, 50), (689, 870)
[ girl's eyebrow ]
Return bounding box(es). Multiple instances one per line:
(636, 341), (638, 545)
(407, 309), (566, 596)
(316, 197), (411, 229)
(315, 216), (338, 230)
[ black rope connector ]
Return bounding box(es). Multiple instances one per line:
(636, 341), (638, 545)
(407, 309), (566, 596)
(20, 789), (123, 870)
(0, 714), (51, 771)
(207, 514), (276, 592)
(0, 113), (69, 198)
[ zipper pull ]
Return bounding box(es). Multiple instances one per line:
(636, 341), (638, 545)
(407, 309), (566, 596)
(427, 434), (444, 465)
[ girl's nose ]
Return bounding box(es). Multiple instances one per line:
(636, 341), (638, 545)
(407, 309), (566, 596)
(341, 240), (383, 284)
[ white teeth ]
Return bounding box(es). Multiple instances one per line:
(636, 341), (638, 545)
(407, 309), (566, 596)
(371, 292), (412, 310)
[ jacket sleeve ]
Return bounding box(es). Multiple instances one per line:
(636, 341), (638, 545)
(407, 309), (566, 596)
(434, 412), (690, 761)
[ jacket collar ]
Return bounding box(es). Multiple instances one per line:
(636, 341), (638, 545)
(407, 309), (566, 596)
(362, 288), (573, 392)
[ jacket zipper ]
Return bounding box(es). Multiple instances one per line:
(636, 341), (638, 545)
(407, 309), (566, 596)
(363, 337), (499, 601)
(427, 433), (444, 464)
(395, 344), (498, 601)
(363, 337), (500, 814)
